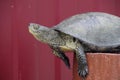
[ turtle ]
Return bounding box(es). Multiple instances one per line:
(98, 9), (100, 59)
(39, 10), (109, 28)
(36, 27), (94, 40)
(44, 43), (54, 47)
(28, 12), (120, 79)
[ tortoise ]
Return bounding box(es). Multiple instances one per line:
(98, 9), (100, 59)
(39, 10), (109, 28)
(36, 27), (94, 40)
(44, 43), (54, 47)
(28, 12), (120, 79)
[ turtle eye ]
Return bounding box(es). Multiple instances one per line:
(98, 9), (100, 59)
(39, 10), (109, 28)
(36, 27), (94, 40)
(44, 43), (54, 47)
(33, 25), (39, 30)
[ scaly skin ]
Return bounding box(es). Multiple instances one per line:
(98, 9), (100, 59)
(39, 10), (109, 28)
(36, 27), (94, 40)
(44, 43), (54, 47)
(29, 24), (89, 78)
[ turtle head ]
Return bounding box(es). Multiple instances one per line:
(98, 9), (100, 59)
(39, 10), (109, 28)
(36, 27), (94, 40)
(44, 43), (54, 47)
(29, 23), (52, 43)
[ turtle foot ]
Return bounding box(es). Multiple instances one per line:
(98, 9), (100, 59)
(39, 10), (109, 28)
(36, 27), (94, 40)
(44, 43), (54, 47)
(78, 64), (88, 78)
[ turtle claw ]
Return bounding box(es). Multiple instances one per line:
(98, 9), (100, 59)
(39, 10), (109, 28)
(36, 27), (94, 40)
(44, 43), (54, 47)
(78, 65), (88, 78)
(62, 57), (70, 69)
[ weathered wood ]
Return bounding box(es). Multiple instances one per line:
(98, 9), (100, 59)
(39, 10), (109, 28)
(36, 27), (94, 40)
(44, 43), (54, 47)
(73, 53), (120, 80)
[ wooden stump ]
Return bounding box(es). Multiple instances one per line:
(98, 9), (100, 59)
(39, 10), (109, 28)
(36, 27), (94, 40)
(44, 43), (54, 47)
(73, 53), (120, 80)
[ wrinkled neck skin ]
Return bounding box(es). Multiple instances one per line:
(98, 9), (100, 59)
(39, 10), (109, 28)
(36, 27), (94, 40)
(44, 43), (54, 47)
(35, 29), (63, 45)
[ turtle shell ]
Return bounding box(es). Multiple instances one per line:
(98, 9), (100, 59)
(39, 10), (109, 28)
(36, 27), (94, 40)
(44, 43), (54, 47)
(53, 12), (120, 47)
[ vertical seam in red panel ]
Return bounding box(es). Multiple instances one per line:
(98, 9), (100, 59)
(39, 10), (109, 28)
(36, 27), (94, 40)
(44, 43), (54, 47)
(11, 0), (19, 80)
(54, 0), (61, 80)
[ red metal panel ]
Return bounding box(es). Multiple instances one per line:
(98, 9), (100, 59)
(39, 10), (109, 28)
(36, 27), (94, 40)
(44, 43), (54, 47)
(15, 0), (56, 80)
(0, 0), (120, 80)
(0, 0), (13, 80)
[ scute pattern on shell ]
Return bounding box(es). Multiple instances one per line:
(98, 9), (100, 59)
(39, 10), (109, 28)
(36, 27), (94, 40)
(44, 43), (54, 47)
(54, 12), (120, 47)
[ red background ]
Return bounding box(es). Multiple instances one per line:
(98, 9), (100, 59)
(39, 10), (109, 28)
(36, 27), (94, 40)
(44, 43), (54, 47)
(0, 0), (120, 80)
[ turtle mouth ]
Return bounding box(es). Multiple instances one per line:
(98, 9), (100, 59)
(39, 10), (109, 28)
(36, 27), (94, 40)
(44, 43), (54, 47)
(29, 28), (34, 34)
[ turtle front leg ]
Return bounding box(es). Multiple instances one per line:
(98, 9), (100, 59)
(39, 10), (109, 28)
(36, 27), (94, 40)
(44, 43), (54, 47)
(50, 46), (70, 68)
(75, 44), (88, 78)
